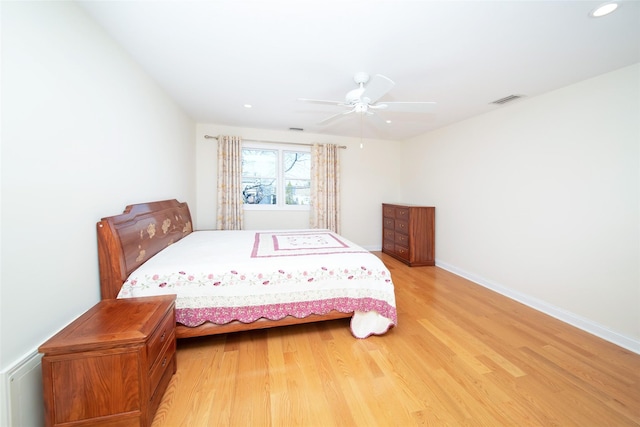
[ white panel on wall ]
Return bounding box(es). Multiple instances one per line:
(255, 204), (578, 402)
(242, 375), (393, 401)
(2, 351), (44, 427)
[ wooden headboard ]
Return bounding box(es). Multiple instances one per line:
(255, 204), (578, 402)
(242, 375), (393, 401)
(97, 199), (193, 300)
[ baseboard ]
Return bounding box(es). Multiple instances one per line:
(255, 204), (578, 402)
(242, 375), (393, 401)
(1, 349), (44, 427)
(435, 260), (640, 355)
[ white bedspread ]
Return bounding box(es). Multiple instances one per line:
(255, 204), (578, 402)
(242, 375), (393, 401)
(118, 229), (397, 338)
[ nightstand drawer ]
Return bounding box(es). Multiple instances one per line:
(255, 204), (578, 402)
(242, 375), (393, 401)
(147, 309), (175, 370)
(149, 353), (176, 421)
(149, 335), (176, 396)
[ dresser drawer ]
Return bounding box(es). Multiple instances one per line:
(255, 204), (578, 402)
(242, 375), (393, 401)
(383, 205), (395, 218)
(147, 310), (175, 370)
(383, 228), (395, 241)
(383, 240), (395, 252)
(394, 219), (409, 234)
(383, 217), (394, 229)
(394, 244), (410, 260)
(149, 335), (176, 397)
(395, 233), (409, 246)
(396, 208), (410, 220)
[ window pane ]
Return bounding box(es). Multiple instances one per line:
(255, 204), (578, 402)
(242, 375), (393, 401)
(242, 149), (277, 177)
(284, 151), (310, 205)
(284, 151), (310, 180)
(242, 149), (277, 204)
(285, 179), (310, 205)
(242, 179), (276, 204)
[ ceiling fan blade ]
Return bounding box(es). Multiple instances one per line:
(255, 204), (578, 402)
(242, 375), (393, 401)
(360, 74), (395, 104)
(374, 101), (437, 113)
(318, 109), (355, 125)
(298, 98), (346, 106)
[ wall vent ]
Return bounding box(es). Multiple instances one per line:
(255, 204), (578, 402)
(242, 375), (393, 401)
(491, 94), (524, 105)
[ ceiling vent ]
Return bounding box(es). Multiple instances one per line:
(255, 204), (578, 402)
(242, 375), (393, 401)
(490, 94), (524, 105)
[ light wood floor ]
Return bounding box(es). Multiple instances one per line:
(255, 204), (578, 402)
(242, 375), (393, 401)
(152, 252), (640, 426)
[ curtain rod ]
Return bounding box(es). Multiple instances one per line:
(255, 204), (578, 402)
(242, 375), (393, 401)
(204, 135), (346, 149)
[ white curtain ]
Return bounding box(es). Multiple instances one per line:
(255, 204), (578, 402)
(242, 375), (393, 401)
(216, 135), (244, 230)
(310, 143), (341, 233)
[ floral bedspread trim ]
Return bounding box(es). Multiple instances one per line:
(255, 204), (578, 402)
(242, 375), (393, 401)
(122, 264), (391, 290)
(175, 297), (397, 327)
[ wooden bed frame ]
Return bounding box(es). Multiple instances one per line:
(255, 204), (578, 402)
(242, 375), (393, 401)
(96, 199), (351, 339)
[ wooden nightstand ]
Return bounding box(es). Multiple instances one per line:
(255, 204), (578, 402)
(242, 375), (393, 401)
(39, 296), (177, 427)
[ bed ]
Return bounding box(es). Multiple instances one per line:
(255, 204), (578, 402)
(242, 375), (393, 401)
(97, 199), (397, 339)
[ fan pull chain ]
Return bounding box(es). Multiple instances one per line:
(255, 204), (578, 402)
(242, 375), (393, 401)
(359, 113), (364, 149)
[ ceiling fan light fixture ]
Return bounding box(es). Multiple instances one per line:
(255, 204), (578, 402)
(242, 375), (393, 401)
(300, 72), (437, 126)
(354, 103), (368, 113)
(590, 2), (619, 17)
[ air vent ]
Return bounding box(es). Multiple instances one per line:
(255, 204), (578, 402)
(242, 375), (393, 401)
(491, 94), (524, 105)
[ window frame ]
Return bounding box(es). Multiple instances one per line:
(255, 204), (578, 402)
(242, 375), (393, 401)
(241, 142), (311, 211)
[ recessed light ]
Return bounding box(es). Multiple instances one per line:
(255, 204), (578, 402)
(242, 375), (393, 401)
(243, 104), (252, 108)
(590, 2), (619, 17)
(385, 120), (392, 124)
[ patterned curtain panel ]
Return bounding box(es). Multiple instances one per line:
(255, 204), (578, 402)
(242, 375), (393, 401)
(310, 143), (341, 233)
(216, 135), (244, 230)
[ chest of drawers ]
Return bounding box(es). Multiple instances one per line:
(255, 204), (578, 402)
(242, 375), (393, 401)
(39, 296), (176, 427)
(382, 203), (435, 266)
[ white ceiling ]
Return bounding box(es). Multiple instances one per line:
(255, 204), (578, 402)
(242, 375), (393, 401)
(78, 0), (640, 141)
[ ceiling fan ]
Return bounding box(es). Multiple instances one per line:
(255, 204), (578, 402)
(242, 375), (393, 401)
(299, 72), (436, 125)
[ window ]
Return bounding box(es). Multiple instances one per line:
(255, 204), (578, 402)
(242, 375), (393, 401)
(241, 143), (311, 209)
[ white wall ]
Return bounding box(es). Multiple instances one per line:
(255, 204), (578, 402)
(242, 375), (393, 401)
(0, 2), (195, 421)
(195, 124), (403, 249)
(401, 64), (640, 350)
